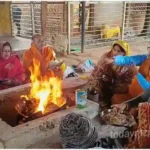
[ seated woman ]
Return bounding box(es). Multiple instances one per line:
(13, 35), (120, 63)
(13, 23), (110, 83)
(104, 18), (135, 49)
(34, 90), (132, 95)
(0, 42), (25, 90)
(105, 53), (149, 104)
(88, 40), (135, 107)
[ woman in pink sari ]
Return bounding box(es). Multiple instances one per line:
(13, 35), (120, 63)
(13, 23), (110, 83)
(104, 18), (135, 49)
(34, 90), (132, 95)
(0, 42), (25, 90)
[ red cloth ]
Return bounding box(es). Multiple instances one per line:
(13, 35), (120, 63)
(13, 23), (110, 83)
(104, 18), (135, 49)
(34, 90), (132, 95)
(138, 102), (150, 148)
(0, 54), (25, 84)
(127, 102), (150, 148)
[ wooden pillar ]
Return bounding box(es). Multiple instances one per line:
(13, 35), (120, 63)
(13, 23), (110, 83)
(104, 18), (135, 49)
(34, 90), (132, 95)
(30, 2), (35, 35)
(70, 4), (74, 36)
(63, 2), (67, 34)
(41, 1), (47, 39)
(125, 3), (131, 28)
(88, 4), (94, 32)
(81, 1), (86, 53)
(67, 2), (71, 54)
(121, 2), (126, 40)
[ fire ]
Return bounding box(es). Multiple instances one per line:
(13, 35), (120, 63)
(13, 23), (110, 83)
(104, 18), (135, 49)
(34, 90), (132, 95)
(23, 58), (65, 114)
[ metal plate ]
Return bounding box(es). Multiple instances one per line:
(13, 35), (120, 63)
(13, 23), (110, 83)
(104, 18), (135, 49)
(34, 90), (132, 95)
(100, 109), (136, 127)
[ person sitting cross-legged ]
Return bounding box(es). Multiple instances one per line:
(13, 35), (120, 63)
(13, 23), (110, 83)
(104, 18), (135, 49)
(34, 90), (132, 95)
(0, 42), (25, 90)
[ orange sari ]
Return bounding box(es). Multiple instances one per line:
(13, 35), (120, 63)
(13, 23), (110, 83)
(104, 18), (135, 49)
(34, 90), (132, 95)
(23, 43), (55, 78)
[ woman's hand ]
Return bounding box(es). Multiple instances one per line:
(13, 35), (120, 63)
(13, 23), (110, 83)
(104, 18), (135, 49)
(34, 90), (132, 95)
(111, 103), (128, 112)
(5, 63), (14, 70)
(128, 66), (138, 75)
(101, 58), (114, 66)
(53, 67), (63, 79)
(4, 79), (21, 85)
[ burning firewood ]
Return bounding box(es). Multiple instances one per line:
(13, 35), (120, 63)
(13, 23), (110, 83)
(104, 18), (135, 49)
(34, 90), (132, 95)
(15, 59), (72, 124)
(15, 97), (67, 124)
(15, 97), (37, 116)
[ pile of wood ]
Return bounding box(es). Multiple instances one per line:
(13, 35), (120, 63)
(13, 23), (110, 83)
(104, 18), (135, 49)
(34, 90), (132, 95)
(15, 92), (75, 124)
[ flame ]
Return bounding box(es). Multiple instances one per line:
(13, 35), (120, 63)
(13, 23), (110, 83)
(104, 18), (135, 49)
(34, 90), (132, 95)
(23, 58), (65, 114)
(21, 95), (29, 100)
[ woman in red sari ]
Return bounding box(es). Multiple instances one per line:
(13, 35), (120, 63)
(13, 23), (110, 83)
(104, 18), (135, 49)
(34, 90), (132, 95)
(0, 42), (25, 90)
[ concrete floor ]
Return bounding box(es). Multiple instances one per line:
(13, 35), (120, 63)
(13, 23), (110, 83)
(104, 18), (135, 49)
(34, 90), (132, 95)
(59, 40), (150, 67)
(0, 36), (149, 67)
